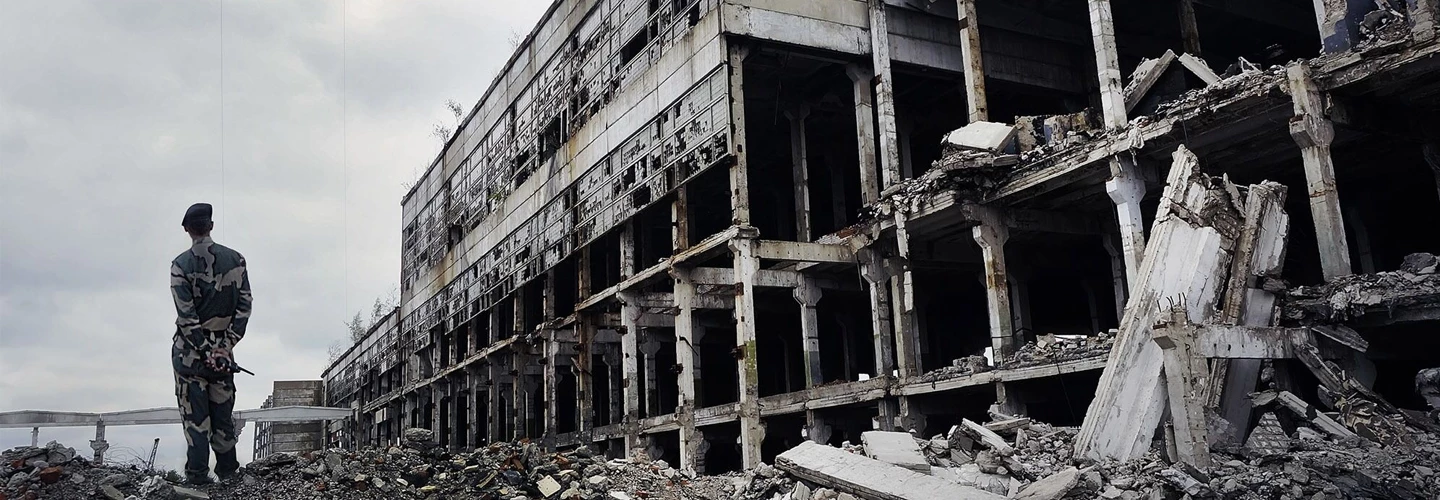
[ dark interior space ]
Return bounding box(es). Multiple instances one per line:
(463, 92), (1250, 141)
(756, 287), (804, 396)
(702, 423), (742, 474)
(1011, 232), (1122, 339)
(523, 279), (545, 333)
(588, 232), (625, 291)
(913, 385), (996, 437)
(1012, 371), (1102, 426)
(1362, 322), (1440, 410)
(648, 430), (681, 467)
(816, 289), (877, 382)
(557, 370), (578, 433)
(687, 165), (733, 242)
(697, 314), (740, 406)
(634, 200), (675, 269)
(914, 261), (990, 373)
(554, 259), (578, 317)
(593, 350), (615, 427)
(760, 414), (806, 463)
(891, 68), (969, 180)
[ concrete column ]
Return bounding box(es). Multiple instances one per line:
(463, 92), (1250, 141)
(603, 345), (623, 426)
(1178, 0), (1201, 55)
(671, 267), (701, 474)
(728, 43), (752, 225)
(787, 104), (813, 241)
(575, 315), (595, 441)
(846, 64), (882, 205)
(31, 427), (38, 447)
(1088, 0), (1128, 129)
(891, 214), (922, 379)
(971, 210), (1016, 359)
(1412, 0), (1440, 42)
(91, 420), (108, 465)
(1287, 63), (1352, 281)
(1313, 0), (1377, 53)
(956, 0), (988, 122)
(730, 237), (765, 469)
(1008, 270), (1034, 337)
(1101, 232), (1128, 321)
(869, 0), (904, 188)
(1106, 157), (1147, 288)
(859, 249), (899, 430)
(673, 186), (691, 252)
(542, 272), (559, 449)
(618, 293), (642, 455)
(641, 332), (661, 417)
(793, 278), (824, 387)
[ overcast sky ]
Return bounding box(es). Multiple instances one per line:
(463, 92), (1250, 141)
(0, 0), (549, 472)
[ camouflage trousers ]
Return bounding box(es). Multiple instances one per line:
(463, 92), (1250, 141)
(174, 370), (239, 477)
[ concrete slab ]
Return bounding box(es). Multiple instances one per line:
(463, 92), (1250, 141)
(861, 431), (931, 474)
(776, 441), (1005, 500)
(1014, 466), (1083, 500)
(945, 122), (1017, 152)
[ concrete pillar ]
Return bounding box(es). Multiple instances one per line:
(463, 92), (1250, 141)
(91, 420), (108, 465)
(728, 43), (752, 225)
(787, 104), (813, 242)
(512, 294), (528, 440)
(1313, 0), (1377, 53)
(1411, 0), (1440, 42)
(846, 64), (882, 205)
(859, 249), (899, 430)
(971, 210), (1016, 359)
(673, 186), (691, 252)
(1287, 62), (1352, 281)
(641, 332), (661, 417)
(575, 315), (595, 442)
(31, 427), (38, 447)
(890, 214), (923, 383)
(542, 272), (559, 449)
(793, 277), (824, 387)
(1101, 232), (1128, 321)
(618, 294), (642, 455)
(1088, 0), (1128, 129)
(956, 0), (988, 122)
(671, 267), (701, 475)
(1106, 157), (1147, 287)
(730, 237), (765, 469)
(869, 0), (904, 188)
(1178, 0), (1201, 55)
(1008, 270), (1034, 337)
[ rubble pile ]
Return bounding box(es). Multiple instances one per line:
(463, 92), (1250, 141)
(1, 431), (739, 500)
(1002, 331), (1117, 368)
(1283, 252), (1440, 322)
(917, 355), (992, 381)
(755, 411), (1440, 500)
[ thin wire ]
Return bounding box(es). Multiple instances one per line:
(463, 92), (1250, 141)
(220, 0), (226, 239)
(343, 0), (350, 322)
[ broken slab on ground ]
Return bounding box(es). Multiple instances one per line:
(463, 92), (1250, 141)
(775, 441), (1005, 500)
(860, 431), (931, 474)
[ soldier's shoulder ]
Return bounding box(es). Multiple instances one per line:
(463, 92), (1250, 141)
(211, 243), (247, 263)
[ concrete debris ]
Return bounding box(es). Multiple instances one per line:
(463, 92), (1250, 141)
(1002, 331), (1116, 368)
(774, 441), (1004, 500)
(751, 409), (1440, 499)
(859, 431), (930, 474)
(944, 121), (1017, 153)
(1243, 412), (1292, 458)
(1419, 367), (1440, 413)
(1, 435), (738, 500)
(1283, 254), (1440, 322)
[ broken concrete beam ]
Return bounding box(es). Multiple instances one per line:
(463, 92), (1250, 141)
(983, 417), (1031, 434)
(775, 441), (1006, 500)
(860, 431), (931, 474)
(958, 419), (1014, 456)
(1076, 145), (1256, 462)
(945, 121), (1016, 153)
(1252, 390), (1357, 439)
(1309, 325), (1368, 352)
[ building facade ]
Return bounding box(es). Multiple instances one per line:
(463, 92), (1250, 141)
(321, 0), (1440, 475)
(252, 381), (326, 460)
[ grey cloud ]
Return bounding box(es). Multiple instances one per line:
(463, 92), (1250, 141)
(1, 0), (550, 466)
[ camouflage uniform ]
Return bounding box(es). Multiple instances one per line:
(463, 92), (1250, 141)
(171, 235), (252, 479)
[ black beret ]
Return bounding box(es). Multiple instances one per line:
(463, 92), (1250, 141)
(182, 203), (213, 227)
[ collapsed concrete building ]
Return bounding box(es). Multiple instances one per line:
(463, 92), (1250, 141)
(320, 0), (1440, 477)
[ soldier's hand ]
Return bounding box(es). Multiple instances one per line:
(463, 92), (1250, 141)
(206, 347), (234, 372)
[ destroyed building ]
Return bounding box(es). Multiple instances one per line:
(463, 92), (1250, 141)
(318, 0), (1440, 479)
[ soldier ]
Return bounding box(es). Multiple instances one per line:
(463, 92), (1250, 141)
(170, 203), (252, 484)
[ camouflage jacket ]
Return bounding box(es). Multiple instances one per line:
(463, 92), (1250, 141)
(171, 236), (251, 373)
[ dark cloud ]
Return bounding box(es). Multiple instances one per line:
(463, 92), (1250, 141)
(0, 0), (549, 471)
